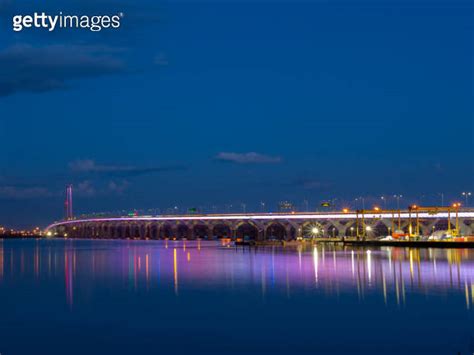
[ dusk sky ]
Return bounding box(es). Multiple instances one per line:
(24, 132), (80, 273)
(0, 0), (472, 227)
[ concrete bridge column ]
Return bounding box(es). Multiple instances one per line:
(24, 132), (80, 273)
(289, 222), (302, 239)
(254, 221), (265, 241)
(187, 224), (194, 239)
(285, 226), (294, 240)
(138, 225), (145, 239)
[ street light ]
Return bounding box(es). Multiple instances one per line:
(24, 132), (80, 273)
(438, 193), (444, 206)
(355, 197), (365, 210)
(393, 194), (402, 210)
(462, 192), (471, 207)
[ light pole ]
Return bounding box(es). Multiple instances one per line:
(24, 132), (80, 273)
(303, 199), (309, 212)
(462, 192), (471, 207)
(380, 196), (387, 210)
(393, 194), (402, 210)
(438, 193), (444, 206)
(355, 197), (365, 210)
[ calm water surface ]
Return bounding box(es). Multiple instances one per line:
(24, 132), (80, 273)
(0, 239), (473, 354)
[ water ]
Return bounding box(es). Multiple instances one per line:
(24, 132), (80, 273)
(0, 239), (473, 355)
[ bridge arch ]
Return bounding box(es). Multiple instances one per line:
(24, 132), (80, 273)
(344, 222), (357, 237)
(149, 224), (159, 239)
(131, 224), (141, 238)
(212, 223), (232, 238)
(326, 224), (340, 237)
(265, 222), (287, 241)
(193, 224), (211, 239)
(373, 221), (389, 237)
(176, 224), (191, 239)
(300, 221), (324, 238)
(433, 219), (455, 233)
(160, 223), (174, 239)
(235, 221), (260, 241)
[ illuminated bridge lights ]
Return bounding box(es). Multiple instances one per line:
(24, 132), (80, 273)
(45, 209), (474, 240)
(45, 211), (474, 230)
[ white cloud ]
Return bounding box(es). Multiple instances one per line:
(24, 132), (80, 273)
(108, 180), (129, 194)
(69, 159), (129, 173)
(0, 186), (52, 199)
(215, 152), (282, 164)
(75, 180), (96, 197)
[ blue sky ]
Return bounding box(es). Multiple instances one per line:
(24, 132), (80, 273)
(0, 0), (472, 227)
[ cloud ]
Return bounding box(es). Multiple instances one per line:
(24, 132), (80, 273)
(69, 159), (116, 173)
(215, 152), (282, 164)
(70, 180), (129, 197)
(0, 185), (53, 199)
(108, 180), (129, 194)
(75, 180), (96, 197)
(69, 159), (186, 177)
(0, 44), (126, 97)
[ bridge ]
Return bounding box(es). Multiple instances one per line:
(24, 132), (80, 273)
(45, 209), (474, 240)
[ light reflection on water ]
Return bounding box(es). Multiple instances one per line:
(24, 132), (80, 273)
(2, 239), (474, 305)
(0, 239), (473, 354)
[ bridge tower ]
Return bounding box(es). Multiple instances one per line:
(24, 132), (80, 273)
(65, 185), (73, 220)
